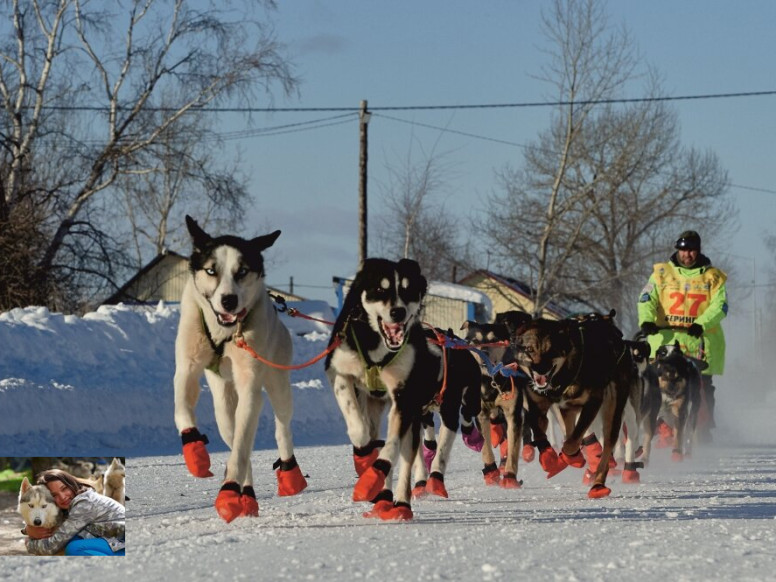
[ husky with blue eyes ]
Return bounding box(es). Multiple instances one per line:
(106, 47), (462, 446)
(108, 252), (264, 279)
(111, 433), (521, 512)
(173, 215), (307, 523)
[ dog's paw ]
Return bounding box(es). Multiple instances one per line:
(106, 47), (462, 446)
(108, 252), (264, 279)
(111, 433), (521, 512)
(274, 456), (308, 496)
(378, 502), (413, 521)
(353, 460), (390, 502)
(587, 484), (612, 499)
(353, 440), (384, 477)
(671, 450), (684, 462)
(362, 499), (395, 519)
(500, 473), (522, 489)
(181, 428), (214, 478)
(214, 482), (243, 523)
(426, 473), (448, 498)
(560, 449), (586, 469)
(240, 486), (259, 517)
(521, 443), (535, 463)
(621, 469), (640, 484)
(540, 447), (568, 478)
(482, 463), (501, 486)
(411, 481), (428, 500)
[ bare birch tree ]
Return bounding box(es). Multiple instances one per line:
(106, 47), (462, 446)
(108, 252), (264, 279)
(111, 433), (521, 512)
(482, 0), (734, 323)
(374, 145), (472, 282)
(0, 0), (295, 311)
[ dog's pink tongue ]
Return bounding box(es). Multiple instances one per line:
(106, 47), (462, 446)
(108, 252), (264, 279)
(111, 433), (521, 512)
(533, 372), (549, 388)
(220, 312), (236, 323)
(384, 323), (404, 345)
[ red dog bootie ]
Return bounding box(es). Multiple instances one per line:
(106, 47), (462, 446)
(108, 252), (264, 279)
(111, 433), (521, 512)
(274, 456), (308, 496)
(500, 473), (522, 489)
(581, 434), (603, 472)
(363, 499), (394, 519)
(181, 427), (214, 478)
(411, 481), (428, 500)
(582, 468), (595, 485)
(482, 463), (501, 486)
(426, 472), (448, 498)
(522, 443), (535, 463)
(214, 482), (243, 523)
(353, 440), (384, 477)
(490, 423), (506, 447)
(240, 485), (259, 517)
(656, 420), (674, 449)
(353, 459), (390, 502)
(362, 490), (394, 518)
(671, 449), (684, 462)
(379, 502), (413, 521)
(560, 449), (586, 469)
(588, 484), (611, 499)
(621, 462), (642, 484)
(536, 441), (568, 478)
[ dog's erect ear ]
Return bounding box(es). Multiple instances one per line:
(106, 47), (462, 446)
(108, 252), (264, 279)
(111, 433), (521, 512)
(250, 230), (281, 253)
(19, 476), (31, 494)
(397, 258), (427, 296)
(499, 311), (532, 335)
(185, 215), (211, 250)
(460, 320), (473, 331)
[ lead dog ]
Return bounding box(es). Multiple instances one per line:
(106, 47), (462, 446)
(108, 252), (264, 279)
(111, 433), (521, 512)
(325, 258), (447, 520)
(174, 215), (307, 523)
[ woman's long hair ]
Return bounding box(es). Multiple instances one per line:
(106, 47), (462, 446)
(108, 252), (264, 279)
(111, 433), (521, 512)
(37, 468), (93, 499)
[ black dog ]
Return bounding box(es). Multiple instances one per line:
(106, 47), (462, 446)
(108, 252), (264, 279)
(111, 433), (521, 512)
(325, 258), (477, 520)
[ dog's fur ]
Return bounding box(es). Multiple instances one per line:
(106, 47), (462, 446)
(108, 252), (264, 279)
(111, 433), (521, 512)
(413, 328), (482, 496)
(325, 258), (453, 517)
(511, 311), (641, 496)
(652, 341), (703, 458)
(174, 216), (299, 505)
(619, 338), (661, 466)
(18, 477), (64, 530)
(102, 458), (126, 506)
(460, 311), (533, 486)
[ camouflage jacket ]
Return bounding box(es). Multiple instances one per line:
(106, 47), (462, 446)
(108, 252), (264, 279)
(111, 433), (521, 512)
(26, 489), (125, 555)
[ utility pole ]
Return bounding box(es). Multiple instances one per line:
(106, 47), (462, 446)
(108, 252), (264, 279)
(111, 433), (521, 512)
(358, 99), (371, 268)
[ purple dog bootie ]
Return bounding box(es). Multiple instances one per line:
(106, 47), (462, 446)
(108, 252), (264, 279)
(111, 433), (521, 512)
(461, 423), (484, 452)
(422, 439), (437, 472)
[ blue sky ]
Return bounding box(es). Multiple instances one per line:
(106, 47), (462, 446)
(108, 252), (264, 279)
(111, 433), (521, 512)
(214, 1), (775, 304)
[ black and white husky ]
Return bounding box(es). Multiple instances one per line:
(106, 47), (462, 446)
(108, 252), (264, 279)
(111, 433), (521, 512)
(174, 215), (307, 523)
(325, 258), (454, 520)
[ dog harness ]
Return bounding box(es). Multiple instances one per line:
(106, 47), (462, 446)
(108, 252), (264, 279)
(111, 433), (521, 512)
(350, 327), (408, 395)
(198, 308), (241, 374)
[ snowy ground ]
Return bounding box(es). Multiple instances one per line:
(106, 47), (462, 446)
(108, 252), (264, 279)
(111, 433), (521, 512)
(2, 303), (776, 580)
(2, 441), (775, 581)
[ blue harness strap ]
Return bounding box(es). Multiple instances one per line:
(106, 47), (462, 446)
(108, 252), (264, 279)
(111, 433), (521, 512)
(439, 335), (527, 379)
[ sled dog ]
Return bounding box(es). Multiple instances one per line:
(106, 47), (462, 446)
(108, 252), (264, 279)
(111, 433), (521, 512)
(326, 258), (454, 520)
(173, 215), (307, 523)
(102, 458), (126, 506)
(511, 311), (641, 498)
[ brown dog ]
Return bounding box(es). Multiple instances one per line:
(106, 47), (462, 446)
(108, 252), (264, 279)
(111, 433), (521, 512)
(511, 311), (640, 498)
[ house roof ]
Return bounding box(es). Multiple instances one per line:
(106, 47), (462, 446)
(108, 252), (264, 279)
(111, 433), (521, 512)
(103, 250), (187, 305)
(458, 269), (571, 318)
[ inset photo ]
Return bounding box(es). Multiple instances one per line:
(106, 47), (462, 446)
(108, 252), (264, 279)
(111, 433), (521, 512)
(0, 457), (126, 556)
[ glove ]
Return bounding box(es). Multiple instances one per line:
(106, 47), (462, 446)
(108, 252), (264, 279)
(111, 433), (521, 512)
(640, 321), (659, 336)
(687, 323), (703, 338)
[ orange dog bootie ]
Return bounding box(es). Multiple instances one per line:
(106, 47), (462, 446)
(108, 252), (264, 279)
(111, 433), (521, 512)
(274, 456), (308, 496)
(181, 427), (214, 478)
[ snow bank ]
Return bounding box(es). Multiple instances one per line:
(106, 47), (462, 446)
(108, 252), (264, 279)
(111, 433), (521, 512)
(0, 302), (346, 456)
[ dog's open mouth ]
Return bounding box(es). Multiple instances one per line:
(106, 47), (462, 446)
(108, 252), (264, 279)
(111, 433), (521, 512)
(216, 308), (247, 327)
(529, 364), (557, 390)
(379, 318), (406, 351)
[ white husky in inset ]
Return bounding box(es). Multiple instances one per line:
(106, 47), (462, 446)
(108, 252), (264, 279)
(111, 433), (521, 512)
(18, 477), (64, 530)
(102, 458), (126, 506)
(174, 215), (307, 523)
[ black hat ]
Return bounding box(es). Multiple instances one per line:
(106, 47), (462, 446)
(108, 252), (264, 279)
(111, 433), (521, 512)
(675, 230), (701, 251)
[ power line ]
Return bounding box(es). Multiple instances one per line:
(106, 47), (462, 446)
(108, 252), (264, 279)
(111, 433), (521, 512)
(39, 89), (776, 114)
(374, 113), (776, 196)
